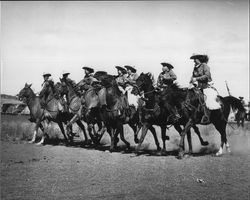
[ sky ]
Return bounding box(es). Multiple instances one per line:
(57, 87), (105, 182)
(1, 1), (249, 101)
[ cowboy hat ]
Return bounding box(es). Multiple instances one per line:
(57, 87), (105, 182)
(43, 72), (51, 77)
(62, 70), (70, 76)
(115, 66), (127, 74)
(190, 54), (209, 63)
(161, 62), (174, 69)
(124, 65), (136, 73)
(82, 66), (94, 73)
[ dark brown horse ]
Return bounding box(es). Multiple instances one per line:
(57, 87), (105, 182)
(131, 73), (209, 154)
(160, 80), (245, 158)
(56, 80), (103, 145)
(94, 72), (144, 151)
(18, 83), (70, 145)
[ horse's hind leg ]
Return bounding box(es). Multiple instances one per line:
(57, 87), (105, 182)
(213, 121), (228, 156)
(192, 125), (209, 146)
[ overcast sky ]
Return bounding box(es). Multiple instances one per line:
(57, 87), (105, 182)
(1, 1), (249, 101)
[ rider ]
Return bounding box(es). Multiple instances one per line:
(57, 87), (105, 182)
(189, 54), (212, 124)
(157, 62), (180, 121)
(157, 62), (177, 90)
(39, 72), (54, 108)
(77, 66), (107, 109)
(124, 65), (139, 85)
(124, 65), (139, 107)
(115, 66), (127, 94)
(60, 70), (77, 112)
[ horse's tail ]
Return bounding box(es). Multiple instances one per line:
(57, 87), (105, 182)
(220, 96), (245, 112)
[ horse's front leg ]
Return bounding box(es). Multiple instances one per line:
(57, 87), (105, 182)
(29, 119), (41, 143)
(36, 120), (49, 145)
(136, 123), (149, 153)
(178, 119), (193, 159)
(192, 125), (209, 146)
(57, 121), (69, 144)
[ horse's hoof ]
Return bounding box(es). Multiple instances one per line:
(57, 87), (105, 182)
(134, 138), (139, 144)
(177, 152), (184, 159)
(35, 142), (43, 146)
(201, 141), (209, 146)
(28, 140), (35, 144)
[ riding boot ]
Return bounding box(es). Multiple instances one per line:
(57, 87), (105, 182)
(201, 106), (210, 125)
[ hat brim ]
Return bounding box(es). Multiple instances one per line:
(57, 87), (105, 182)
(63, 73), (70, 76)
(43, 74), (51, 77)
(190, 55), (203, 59)
(124, 66), (136, 73)
(82, 67), (94, 73)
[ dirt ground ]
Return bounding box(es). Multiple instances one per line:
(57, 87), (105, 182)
(1, 115), (250, 200)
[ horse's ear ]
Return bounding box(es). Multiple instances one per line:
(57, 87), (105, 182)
(59, 78), (62, 82)
(25, 83), (28, 87)
(28, 84), (32, 88)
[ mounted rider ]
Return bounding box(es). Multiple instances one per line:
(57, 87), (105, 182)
(59, 70), (77, 112)
(115, 66), (128, 94)
(157, 62), (180, 121)
(124, 65), (139, 107)
(77, 67), (107, 109)
(189, 54), (219, 124)
(39, 72), (54, 108)
(157, 62), (177, 90)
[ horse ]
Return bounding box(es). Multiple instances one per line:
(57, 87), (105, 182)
(131, 72), (209, 154)
(18, 83), (70, 145)
(94, 71), (142, 145)
(56, 80), (103, 145)
(160, 80), (245, 158)
(93, 72), (144, 151)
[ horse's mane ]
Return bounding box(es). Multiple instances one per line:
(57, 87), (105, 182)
(94, 71), (117, 87)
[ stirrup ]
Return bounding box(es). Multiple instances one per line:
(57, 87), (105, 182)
(200, 116), (210, 125)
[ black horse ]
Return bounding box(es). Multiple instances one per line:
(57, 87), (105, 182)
(131, 72), (209, 154)
(159, 78), (245, 158)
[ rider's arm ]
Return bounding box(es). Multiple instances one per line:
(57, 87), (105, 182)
(195, 64), (212, 82)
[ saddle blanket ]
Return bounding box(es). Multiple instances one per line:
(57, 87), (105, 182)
(203, 87), (221, 110)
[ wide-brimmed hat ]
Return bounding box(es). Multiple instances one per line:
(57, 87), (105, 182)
(161, 62), (174, 69)
(43, 72), (51, 77)
(62, 70), (70, 76)
(115, 66), (127, 74)
(124, 65), (136, 73)
(82, 66), (94, 73)
(190, 54), (209, 63)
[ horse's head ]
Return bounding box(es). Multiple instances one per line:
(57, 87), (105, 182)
(54, 82), (67, 96)
(132, 72), (154, 95)
(18, 83), (34, 101)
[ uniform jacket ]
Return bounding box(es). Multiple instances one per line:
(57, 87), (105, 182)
(190, 63), (212, 89)
(157, 69), (177, 87)
(116, 74), (128, 87)
(39, 78), (54, 98)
